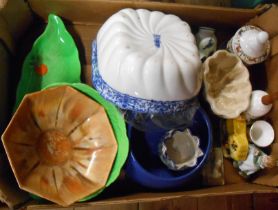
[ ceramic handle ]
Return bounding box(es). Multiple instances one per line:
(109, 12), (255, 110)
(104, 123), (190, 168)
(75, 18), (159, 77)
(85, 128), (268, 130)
(261, 92), (278, 105)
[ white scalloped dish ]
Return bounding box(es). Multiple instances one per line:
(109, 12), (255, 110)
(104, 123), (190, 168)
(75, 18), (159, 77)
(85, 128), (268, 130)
(203, 50), (252, 119)
(96, 8), (202, 102)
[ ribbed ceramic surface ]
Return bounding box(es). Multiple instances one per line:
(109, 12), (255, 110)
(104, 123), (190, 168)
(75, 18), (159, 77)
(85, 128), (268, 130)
(97, 8), (201, 101)
(2, 86), (117, 206)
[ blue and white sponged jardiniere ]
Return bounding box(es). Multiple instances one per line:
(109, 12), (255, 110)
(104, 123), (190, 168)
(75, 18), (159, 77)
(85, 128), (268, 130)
(92, 9), (202, 115)
(92, 41), (198, 114)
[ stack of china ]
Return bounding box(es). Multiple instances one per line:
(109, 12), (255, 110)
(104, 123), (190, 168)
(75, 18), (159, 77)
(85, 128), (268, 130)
(92, 9), (212, 189)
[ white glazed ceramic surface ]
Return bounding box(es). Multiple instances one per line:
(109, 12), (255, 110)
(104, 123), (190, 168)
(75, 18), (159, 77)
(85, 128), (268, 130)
(196, 27), (216, 43)
(203, 50), (252, 119)
(196, 27), (217, 60)
(97, 8), (201, 101)
(227, 25), (270, 65)
(159, 129), (203, 171)
(240, 30), (269, 58)
(249, 120), (274, 147)
(246, 90), (272, 120)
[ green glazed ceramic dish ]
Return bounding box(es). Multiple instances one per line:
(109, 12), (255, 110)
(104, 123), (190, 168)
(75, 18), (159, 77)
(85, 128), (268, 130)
(15, 14), (81, 109)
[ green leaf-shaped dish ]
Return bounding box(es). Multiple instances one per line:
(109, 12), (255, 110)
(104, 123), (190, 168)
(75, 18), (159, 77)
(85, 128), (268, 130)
(15, 14), (81, 108)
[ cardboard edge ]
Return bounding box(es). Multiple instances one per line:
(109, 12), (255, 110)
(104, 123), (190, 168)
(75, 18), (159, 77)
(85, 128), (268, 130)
(24, 183), (278, 209)
(0, 154), (30, 209)
(28, 0), (263, 27)
(1, 0), (33, 40)
(2, 1), (277, 209)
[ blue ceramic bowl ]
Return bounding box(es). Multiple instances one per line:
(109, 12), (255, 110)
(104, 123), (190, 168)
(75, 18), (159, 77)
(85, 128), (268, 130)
(125, 108), (212, 189)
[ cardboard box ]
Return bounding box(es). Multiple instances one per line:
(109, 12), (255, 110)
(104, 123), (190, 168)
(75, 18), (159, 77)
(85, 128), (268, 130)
(1, 0), (278, 209)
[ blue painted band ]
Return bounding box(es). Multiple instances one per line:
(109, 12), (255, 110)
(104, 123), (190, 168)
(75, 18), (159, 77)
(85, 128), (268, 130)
(92, 41), (198, 114)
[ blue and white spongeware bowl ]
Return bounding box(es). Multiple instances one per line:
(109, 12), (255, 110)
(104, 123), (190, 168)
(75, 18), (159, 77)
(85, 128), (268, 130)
(92, 9), (202, 131)
(124, 108), (212, 189)
(92, 41), (200, 131)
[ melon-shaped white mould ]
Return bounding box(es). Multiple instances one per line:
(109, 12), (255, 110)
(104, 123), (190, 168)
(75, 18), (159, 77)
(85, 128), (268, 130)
(97, 8), (202, 101)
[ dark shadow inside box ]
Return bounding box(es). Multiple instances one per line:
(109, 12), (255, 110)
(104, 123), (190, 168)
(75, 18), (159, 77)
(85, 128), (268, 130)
(94, 175), (203, 200)
(249, 62), (268, 90)
(9, 21), (45, 117)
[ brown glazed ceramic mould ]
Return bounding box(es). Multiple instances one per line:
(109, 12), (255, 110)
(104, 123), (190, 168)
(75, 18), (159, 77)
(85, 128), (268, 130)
(203, 50), (252, 119)
(1, 86), (118, 206)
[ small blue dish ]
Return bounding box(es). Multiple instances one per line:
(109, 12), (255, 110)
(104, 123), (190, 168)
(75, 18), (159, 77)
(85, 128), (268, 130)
(125, 108), (212, 189)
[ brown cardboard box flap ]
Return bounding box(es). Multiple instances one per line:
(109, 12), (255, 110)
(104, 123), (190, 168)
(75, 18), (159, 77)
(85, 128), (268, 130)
(248, 5), (278, 39)
(248, 6), (278, 186)
(0, 16), (14, 54)
(23, 183), (278, 210)
(0, 0), (32, 54)
(1, 1), (277, 208)
(270, 36), (278, 57)
(0, 154), (29, 209)
(266, 55), (278, 142)
(29, 0), (262, 27)
(1, 0), (32, 40)
(248, 5), (278, 57)
(0, 0), (7, 10)
(256, 51), (278, 183)
(223, 159), (246, 184)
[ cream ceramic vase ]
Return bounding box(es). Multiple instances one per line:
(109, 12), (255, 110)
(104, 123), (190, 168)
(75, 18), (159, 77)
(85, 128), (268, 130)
(227, 25), (270, 65)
